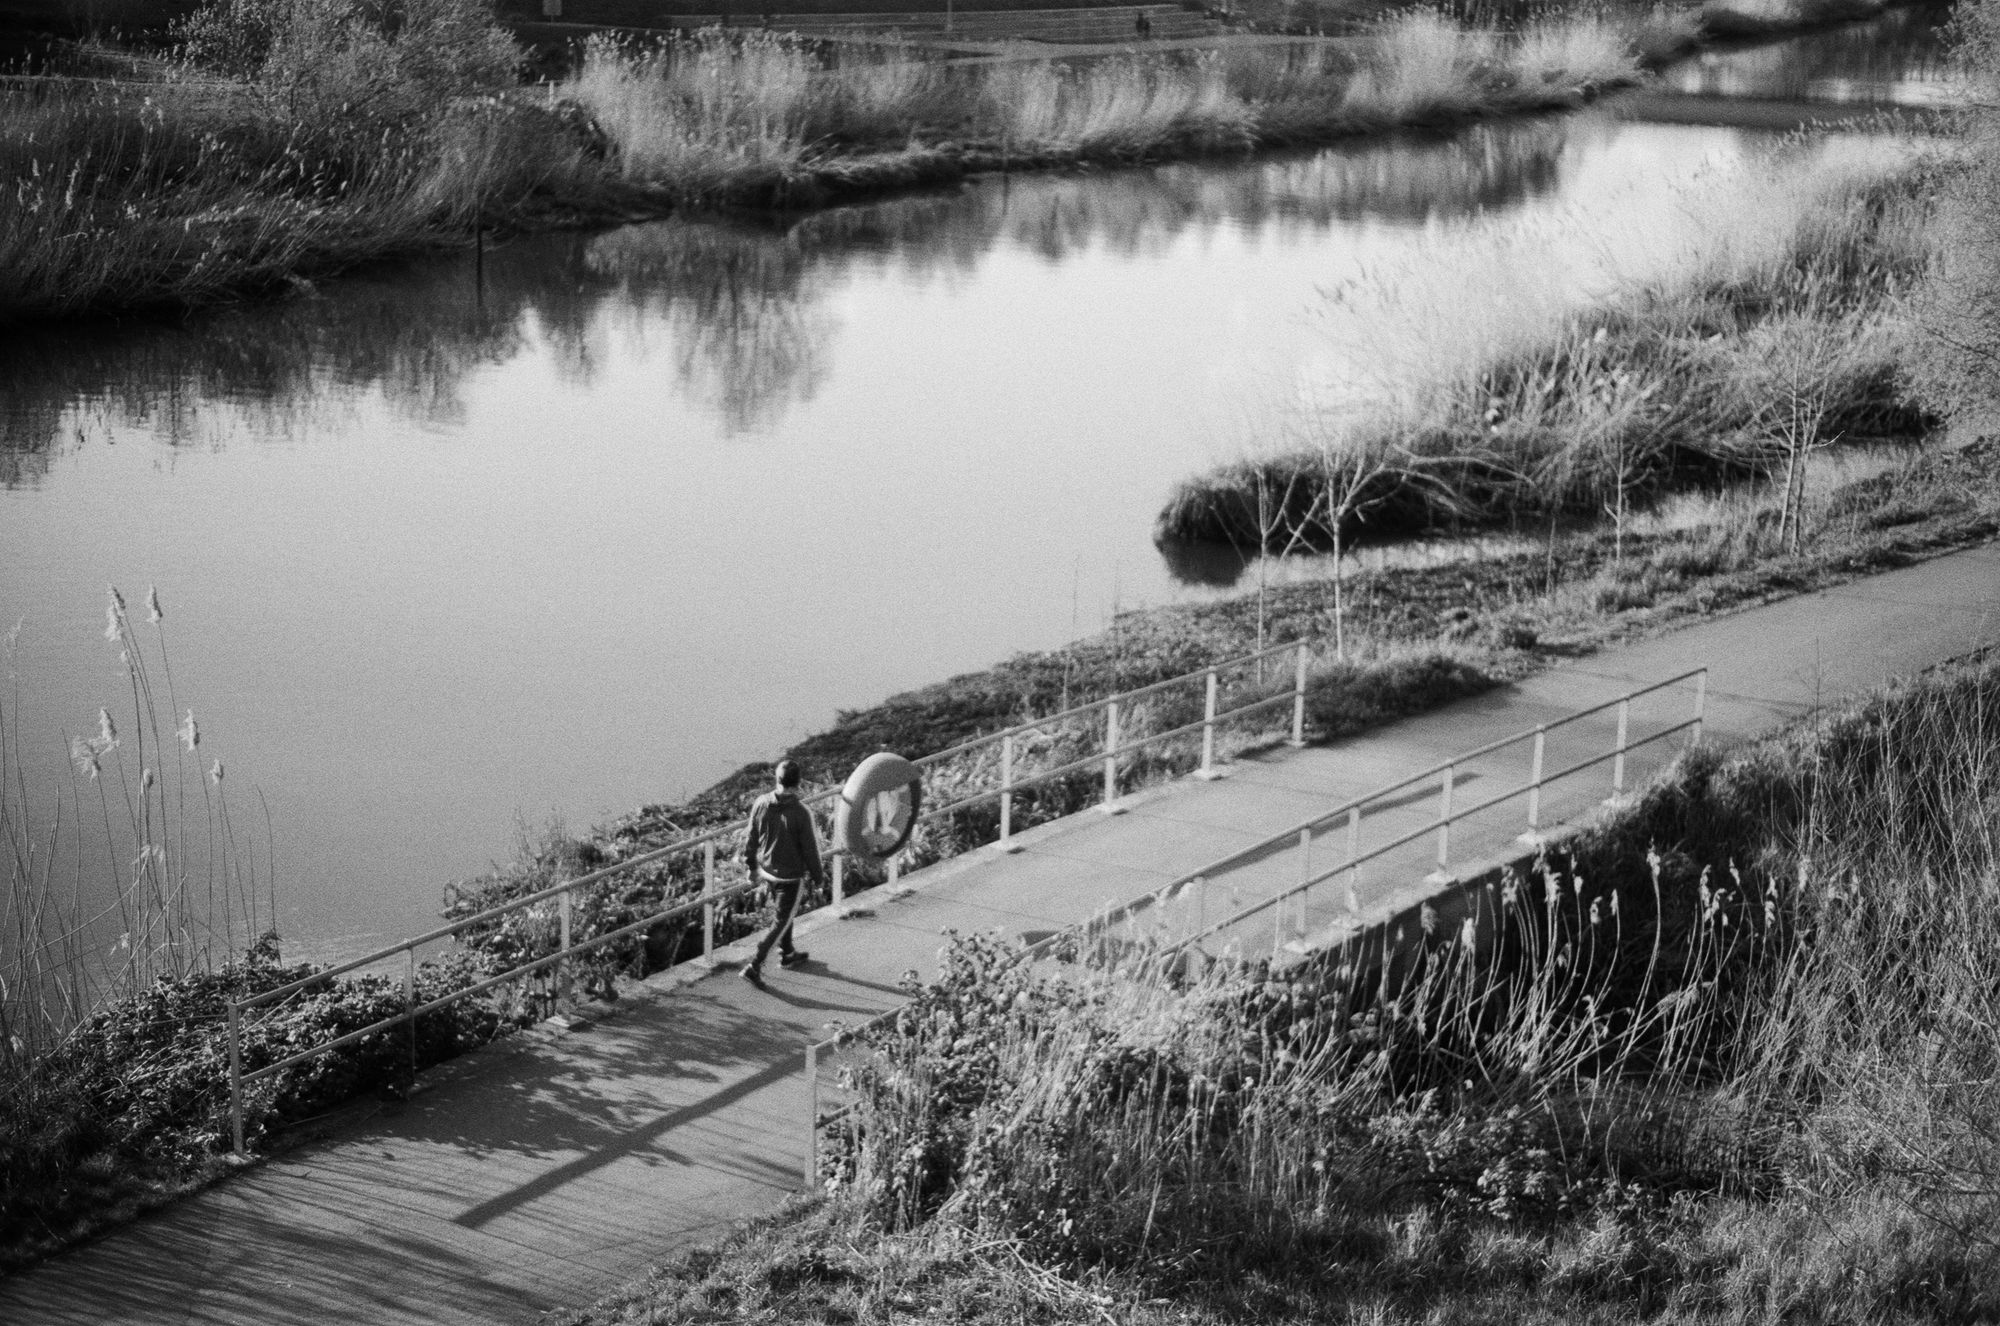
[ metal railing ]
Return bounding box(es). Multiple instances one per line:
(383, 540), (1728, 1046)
(226, 638), (1309, 1153)
(1148, 667), (1707, 958)
(799, 666), (1706, 1187)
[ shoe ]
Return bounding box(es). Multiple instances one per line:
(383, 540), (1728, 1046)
(740, 962), (764, 985)
(779, 950), (809, 969)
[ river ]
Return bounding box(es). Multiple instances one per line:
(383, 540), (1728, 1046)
(0, 7), (1956, 962)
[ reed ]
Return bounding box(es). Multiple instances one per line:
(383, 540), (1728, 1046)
(0, 589), (550, 1267)
(0, 588), (270, 1061)
(0, 587), (277, 1261)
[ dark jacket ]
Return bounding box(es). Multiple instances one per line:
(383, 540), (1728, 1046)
(743, 789), (825, 885)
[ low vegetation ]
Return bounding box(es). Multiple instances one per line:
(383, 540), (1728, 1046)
(554, 648), (2000, 1326)
(1157, 148), (1938, 552)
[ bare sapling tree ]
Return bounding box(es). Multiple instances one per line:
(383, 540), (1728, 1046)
(1311, 437), (1393, 662)
(1250, 463), (1313, 663)
(1595, 367), (1661, 572)
(1762, 323), (1841, 554)
(1299, 399), (1512, 660)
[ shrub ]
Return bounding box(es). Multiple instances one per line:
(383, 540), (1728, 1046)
(180, 0), (518, 116)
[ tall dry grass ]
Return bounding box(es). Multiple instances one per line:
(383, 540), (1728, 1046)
(1724, 660), (2000, 1234)
(832, 844), (1762, 1264)
(563, 14), (1642, 204)
(1, 587), (270, 1068)
(0, 0), (611, 325)
(0, 79), (605, 324)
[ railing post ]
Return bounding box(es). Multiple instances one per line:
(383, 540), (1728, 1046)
(832, 849), (845, 907)
(703, 842), (716, 957)
(558, 888), (572, 1006)
(229, 1000), (244, 1156)
(1346, 804), (1362, 914)
(1101, 700), (1123, 813)
(1297, 827), (1313, 938)
(1433, 764), (1454, 878)
(998, 733), (1021, 850)
(1692, 669), (1707, 746)
(1197, 668), (1222, 779)
(1522, 726), (1546, 842)
(804, 1042), (819, 1189)
(1612, 698), (1631, 799)
(405, 946), (418, 1082)
(1289, 642), (1307, 747)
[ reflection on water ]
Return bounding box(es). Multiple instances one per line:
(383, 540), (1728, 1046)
(2, 116), (1574, 465)
(1660, 1), (1962, 104)
(0, 22), (1944, 957)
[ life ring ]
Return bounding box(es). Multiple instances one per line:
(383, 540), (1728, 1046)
(836, 752), (923, 861)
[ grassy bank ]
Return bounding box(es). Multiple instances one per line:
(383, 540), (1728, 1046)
(0, 0), (1936, 325)
(553, 647), (2000, 1326)
(1157, 148), (1939, 552)
(0, 65), (624, 324)
(561, 12), (1644, 208)
(0, 0), (1654, 325)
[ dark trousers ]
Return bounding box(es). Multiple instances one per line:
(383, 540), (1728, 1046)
(752, 876), (804, 967)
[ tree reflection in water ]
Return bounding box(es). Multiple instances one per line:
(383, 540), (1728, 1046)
(0, 114), (1578, 477)
(583, 218), (835, 435)
(1657, 0), (1957, 104)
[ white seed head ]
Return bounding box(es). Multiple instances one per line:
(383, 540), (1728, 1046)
(103, 585), (128, 643)
(98, 709), (117, 747)
(180, 709), (200, 751)
(146, 586), (163, 623)
(211, 759), (224, 784)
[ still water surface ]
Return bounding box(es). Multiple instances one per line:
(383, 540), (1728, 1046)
(0, 17), (1951, 959)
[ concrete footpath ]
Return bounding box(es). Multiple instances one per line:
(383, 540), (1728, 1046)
(5, 543), (1999, 1326)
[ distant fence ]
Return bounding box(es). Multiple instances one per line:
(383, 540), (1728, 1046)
(512, 3), (1222, 42)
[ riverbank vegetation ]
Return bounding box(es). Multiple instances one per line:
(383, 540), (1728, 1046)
(1157, 146), (1939, 552)
(562, 11), (1644, 208)
(0, 0), (617, 325)
(554, 646), (2000, 1326)
(0, 0), (1710, 326)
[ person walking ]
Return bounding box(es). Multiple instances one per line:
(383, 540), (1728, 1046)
(740, 758), (824, 983)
